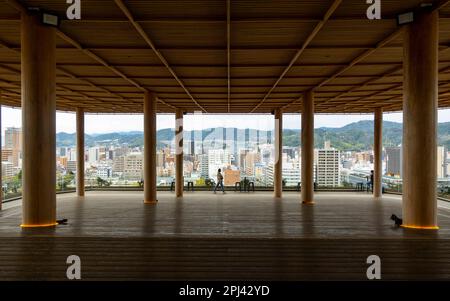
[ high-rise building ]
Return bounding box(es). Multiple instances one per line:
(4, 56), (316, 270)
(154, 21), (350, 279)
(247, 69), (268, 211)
(1, 148), (13, 163)
(1, 161), (15, 178)
(437, 146), (446, 179)
(239, 148), (250, 171)
(315, 142), (341, 187)
(208, 149), (231, 179)
(88, 147), (100, 163)
(283, 161), (301, 187)
(244, 152), (260, 176)
(4, 127), (22, 168)
(5, 127), (22, 150)
(386, 147), (402, 176)
(123, 153), (143, 180)
(198, 154), (209, 177)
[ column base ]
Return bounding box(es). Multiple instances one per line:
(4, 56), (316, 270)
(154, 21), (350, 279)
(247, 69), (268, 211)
(302, 201), (315, 205)
(401, 224), (439, 230)
(20, 222), (58, 228)
(144, 200), (158, 204)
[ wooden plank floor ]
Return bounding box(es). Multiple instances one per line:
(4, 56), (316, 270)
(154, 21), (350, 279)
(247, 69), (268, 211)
(1, 191), (450, 280)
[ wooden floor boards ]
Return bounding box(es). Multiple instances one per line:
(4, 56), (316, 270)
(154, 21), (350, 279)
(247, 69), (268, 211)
(1, 192), (450, 280)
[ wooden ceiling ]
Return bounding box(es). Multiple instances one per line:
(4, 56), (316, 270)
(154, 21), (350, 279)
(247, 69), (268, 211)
(0, 0), (450, 114)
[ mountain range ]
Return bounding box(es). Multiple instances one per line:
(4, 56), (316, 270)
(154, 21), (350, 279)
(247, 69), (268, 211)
(56, 120), (450, 151)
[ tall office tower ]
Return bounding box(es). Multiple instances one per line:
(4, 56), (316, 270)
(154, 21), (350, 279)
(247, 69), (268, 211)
(315, 142), (341, 187)
(222, 127), (227, 150)
(189, 130), (195, 155)
(59, 147), (67, 157)
(267, 130), (272, 144)
(4, 127), (22, 167)
(244, 151), (261, 176)
(233, 128), (238, 155)
(198, 154), (209, 177)
(256, 130), (260, 147)
(445, 150), (449, 178)
(437, 146), (445, 178)
(5, 127), (22, 149)
(245, 128), (250, 149)
(239, 148), (250, 171)
(385, 146), (402, 176)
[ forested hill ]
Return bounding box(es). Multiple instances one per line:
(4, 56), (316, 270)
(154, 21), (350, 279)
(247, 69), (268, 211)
(56, 121), (450, 151)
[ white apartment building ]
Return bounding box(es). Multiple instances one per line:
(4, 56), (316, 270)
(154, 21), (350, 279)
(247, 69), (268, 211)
(315, 144), (341, 187)
(88, 147), (100, 164)
(266, 161), (301, 187)
(208, 149), (231, 179)
(97, 164), (113, 179)
(1, 161), (15, 178)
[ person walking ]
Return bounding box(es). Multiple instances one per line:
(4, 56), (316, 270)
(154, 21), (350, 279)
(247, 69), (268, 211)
(367, 170), (374, 192)
(214, 168), (225, 194)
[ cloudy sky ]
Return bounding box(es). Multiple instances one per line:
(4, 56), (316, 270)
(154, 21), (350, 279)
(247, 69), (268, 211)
(2, 106), (450, 134)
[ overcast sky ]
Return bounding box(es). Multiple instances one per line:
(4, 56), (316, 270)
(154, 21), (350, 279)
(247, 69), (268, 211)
(2, 106), (450, 134)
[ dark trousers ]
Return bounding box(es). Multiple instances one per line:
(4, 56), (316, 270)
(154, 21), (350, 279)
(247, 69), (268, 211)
(214, 181), (224, 192)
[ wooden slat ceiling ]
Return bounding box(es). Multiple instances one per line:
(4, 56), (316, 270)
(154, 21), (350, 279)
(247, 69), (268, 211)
(0, 0), (450, 114)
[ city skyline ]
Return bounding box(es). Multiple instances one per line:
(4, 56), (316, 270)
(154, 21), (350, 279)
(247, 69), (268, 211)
(2, 106), (450, 134)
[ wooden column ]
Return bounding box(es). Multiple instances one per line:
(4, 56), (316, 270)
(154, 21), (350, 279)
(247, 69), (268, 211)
(302, 91), (314, 204)
(402, 10), (438, 229)
(175, 109), (184, 197)
(21, 13), (57, 227)
(143, 92), (158, 204)
(0, 103), (2, 211)
(76, 107), (85, 197)
(373, 107), (383, 198)
(274, 109), (283, 198)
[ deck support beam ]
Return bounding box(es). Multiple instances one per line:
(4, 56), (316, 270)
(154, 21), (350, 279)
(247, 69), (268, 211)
(302, 91), (315, 204)
(175, 109), (184, 197)
(402, 10), (439, 229)
(143, 91), (158, 204)
(274, 109), (283, 198)
(373, 107), (383, 198)
(76, 107), (85, 197)
(21, 13), (57, 227)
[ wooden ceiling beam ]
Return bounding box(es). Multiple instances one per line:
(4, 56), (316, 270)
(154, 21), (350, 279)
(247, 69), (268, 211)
(50, 45), (407, 51)
(250, 0), (343, 113)
(49, 62), (404, 68)
(4, 0), (177, 111)
(279, 28), (405, 111)
(314, 28), (405, 90)
(114, 0), (206, 113)
(280, 2), (450, 112)
(324, 58), (450, 112)
(0, 41), (118, 107)
(317, 46), (450, 106)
